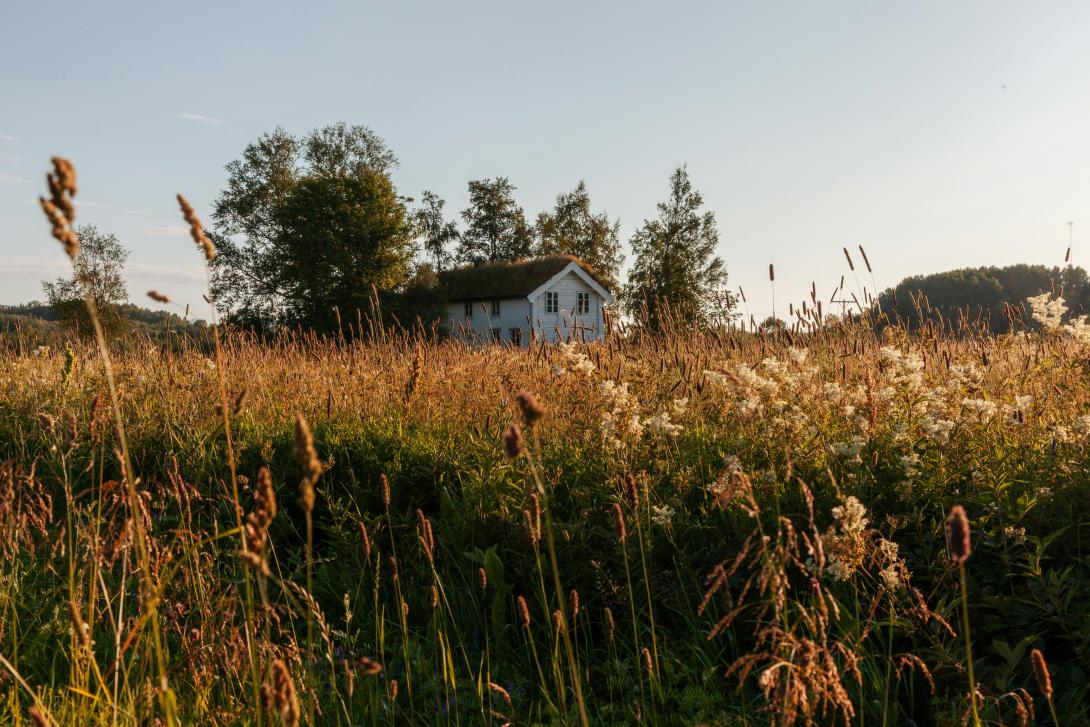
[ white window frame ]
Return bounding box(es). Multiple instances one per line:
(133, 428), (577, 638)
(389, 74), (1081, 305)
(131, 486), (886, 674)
(577, 292), (590, 315)
(545, 291), (559, 314)
(464, 302), (473, 318)
(491, 300), (501, 316)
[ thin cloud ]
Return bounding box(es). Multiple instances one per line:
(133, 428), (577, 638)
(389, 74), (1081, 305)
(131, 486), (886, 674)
(178, 112), (224, 125)
(147, 224), (190, 237)
(0, 174), (30, 184)
(0, 132), (15, 142)
(0, 256), (206, 285)
(0, 256), (70, 278)
(75, 200), (110, 209)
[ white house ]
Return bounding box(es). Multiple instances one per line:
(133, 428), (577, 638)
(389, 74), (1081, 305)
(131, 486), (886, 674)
(440, 255), (615, 345)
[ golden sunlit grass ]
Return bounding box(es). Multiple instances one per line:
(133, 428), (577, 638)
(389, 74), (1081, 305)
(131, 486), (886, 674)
(0, 158), (1088, 725)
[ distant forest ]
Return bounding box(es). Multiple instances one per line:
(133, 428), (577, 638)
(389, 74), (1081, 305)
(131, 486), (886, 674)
(877, 264), (1088, 333)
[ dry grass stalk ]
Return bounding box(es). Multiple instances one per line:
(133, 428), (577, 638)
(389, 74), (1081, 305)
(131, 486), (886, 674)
(241, 466), (277, 575)
(176, 193), (216, 261)
(267, 659), (300, 727)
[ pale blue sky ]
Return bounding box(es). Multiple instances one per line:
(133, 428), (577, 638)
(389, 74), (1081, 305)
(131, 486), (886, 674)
(3, 1), (1090, 319)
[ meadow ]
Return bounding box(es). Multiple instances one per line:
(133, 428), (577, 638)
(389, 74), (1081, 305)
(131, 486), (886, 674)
(1, 300), (1089, 726)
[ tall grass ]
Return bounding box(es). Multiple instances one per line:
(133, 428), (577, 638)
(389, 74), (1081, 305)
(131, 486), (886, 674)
(1, 160), (1089, 724)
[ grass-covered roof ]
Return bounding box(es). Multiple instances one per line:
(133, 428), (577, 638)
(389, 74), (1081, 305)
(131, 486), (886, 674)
(439, 255), (608, 302)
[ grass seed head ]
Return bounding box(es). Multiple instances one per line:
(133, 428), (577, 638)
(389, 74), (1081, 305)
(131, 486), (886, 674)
(1031, 648), (1052, 698)
(945, 505), (971, 564)
(515, 390), (544, 429)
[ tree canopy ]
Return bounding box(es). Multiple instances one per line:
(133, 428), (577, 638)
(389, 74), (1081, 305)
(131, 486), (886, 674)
(535, 181), (623, 291)
(209, 123), (413, 329)
(412, 191), (459, 272)
(270, 171), (414, 329)
(456, 177), (533, 264)
(623, 167), (734, 329)
(878, 264), (1090, 333)
(41, 224), (129, 336)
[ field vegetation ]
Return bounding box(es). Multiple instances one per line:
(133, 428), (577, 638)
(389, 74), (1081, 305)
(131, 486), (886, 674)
(3, 158), (1088, 727)
(3, 295), (1089, 724)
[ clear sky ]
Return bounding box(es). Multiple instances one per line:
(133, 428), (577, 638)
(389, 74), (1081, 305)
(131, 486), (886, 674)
(3, 1), (1090, 320)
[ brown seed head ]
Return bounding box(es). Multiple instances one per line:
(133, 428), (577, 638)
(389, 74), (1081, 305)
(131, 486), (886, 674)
(1031, 648), (1052, 698)
(26, 708), (48, 727)
(356, 656), (383, 676)
(612, 502), (627, 542)
(517, 595), (531, 627)
(269, 658), (300, 727)
(569, 589), (580, 619)
(147, 290), (170, 304)
(515, 390), (545, 429)
(177, 193), (216, 261)
(641, 647), (654, 674)
(380, 472), (391, 508)
(503, 422), (523, 459)
(624, 473), (639, 510)
(358, 521), (372, 561)
(945, 505), (971, 564)
(478, 567), (488, 592)
(604, 607), (616, 642)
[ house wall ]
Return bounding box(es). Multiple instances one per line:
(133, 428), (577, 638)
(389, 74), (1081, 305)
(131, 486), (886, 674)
(529, 271), (606, 342)
(447, 298), (532, 345)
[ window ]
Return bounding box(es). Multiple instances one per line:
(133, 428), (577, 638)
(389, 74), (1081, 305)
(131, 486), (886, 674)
(491, 328), (501, 342)
(577, 292), (590, 315)
(491, 300), (501, 316)
(464, 302), (473, 318)
(545, 291), (559, 314)
(509, 327), (522, 345)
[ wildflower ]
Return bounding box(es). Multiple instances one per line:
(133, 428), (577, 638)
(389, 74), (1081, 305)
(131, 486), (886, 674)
(1027, 292), (1067, 330)
(644, 411), (681, 437)
(651, 504), (675, 527)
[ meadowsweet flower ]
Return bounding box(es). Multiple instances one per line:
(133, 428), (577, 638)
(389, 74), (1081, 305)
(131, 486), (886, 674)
(1027, 292), (1067, 330)
(644, 411), (682, 437)
(651, 504), (675, 527)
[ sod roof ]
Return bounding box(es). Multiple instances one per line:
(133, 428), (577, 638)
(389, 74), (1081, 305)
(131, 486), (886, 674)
(439, 255), (610, 302)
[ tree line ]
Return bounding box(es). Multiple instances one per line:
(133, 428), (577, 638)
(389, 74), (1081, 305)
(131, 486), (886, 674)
(35, 122), (736, 335)
(203, 122), (733, 332)
(876, 264), (1090, 333)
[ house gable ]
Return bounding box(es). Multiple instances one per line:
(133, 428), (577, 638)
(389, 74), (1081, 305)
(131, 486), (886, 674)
(527, 261), (615, 305)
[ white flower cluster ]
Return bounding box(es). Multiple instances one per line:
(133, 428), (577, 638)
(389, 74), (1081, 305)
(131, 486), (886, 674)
(1027, 292), (1068, 330)
(553, 341), (596, 377)
(600, 379), (643, 448)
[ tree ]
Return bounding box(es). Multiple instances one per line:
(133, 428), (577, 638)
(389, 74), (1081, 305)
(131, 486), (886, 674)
(269, 171), (415, 330)
(210, 123), (404, 327)
(457, 178), (533, 263)
(623, 167), (733, 329)
(535, 181), (623, 290)
(412, 191), (459, 271)
(42, 224), (129, 336)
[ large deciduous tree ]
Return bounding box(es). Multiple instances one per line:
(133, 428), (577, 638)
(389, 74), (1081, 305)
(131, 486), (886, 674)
(42, 224), (129, 336)
(623, 166), (734, 329)
(535, 181), (623, 291)
(271, 171), (414, 330)
(210, 123), (409, 328)
(457, 177), (533, 264)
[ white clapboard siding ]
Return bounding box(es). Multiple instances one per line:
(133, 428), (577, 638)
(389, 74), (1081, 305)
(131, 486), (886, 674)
(447, 298), (533, 344)
(529, 271), (603, 343)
